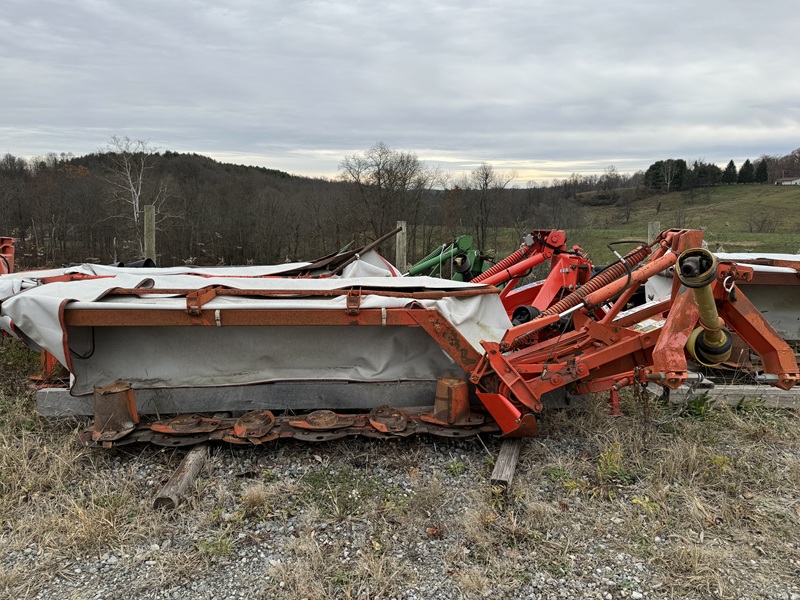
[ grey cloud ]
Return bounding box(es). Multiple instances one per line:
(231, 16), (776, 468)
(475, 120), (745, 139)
(2, 0), (799, 181)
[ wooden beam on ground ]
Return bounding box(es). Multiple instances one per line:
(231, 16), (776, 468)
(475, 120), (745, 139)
(491, 438), (522, 491)
(153, 444), (209, 510)
(648, 383), (800, 408)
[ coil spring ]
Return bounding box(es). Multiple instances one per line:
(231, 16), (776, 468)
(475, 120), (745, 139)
(507, 243), (651, 351)
(574, 246), (589, 261)
(470, 245), (532, 284)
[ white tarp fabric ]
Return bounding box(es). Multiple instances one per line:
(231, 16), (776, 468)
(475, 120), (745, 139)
(0, 251), (397, 340)
(0, 254), (510, 395)
(715, 252), (800, 263)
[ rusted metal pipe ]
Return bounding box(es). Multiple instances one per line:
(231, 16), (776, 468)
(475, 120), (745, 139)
(541, 243), (651, 317)
(471, 236), (539, 285)
(504, 244), (654, 351)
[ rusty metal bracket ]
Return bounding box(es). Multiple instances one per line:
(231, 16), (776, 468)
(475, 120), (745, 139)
(346, 288), (362, 315)
(186, 286), (219, 318)
(289, 410), (356, 430)
(420, 377), (484, 427)
(368, 405), (408, 433)
(478, 342), (544, 413)
(150, 414), (221, 435)
(91, 380), (139, 444)
(717, 262), (753, 284)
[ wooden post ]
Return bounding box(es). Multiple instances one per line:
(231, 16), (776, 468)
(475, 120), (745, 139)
(395, 220), (407, 272)
(153, 444), (208, 510)
(647, 221), (661, 243)
(491, 438), (522, 492)
(144, 204), (156, 261)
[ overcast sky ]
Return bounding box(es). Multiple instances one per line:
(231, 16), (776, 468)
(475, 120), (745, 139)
(2, 0), (799, 184)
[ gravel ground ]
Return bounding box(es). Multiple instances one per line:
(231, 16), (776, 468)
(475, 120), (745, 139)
(1, 382), (800, 599)
(4, 153), (800, 600)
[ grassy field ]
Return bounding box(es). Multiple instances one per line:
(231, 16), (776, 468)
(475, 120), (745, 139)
(434, 185), (800, 268)
(571, 185), (800, 263)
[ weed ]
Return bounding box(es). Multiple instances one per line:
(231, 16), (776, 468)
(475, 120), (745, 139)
(684, 393), (714, 419)
(197, 535), (233, 558)
(447, 458), (466, 476)
(597, 441), (636, 484)
(331, 569), (350, 587)
(562, 477), (590, 496)
(735, 395), (765, 413)
(705, 454), (730, 474)
(632, 495), (661, 515)
(545, 466), (571, 481)
(632, 533), (654, 558)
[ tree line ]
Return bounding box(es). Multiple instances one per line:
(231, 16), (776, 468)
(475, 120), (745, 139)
(0, 140), (588, 269)
(642, 148), (800, 192)
(2, 140), (797, 270)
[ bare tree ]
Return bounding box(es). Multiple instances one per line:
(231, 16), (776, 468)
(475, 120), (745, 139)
(599, 164), (621, 204)
(466, 163), (516, 250)
(746, 212), (778, 233)
(660, 159), (679, 192)
(101, 136), (170, 258)
(339, 142), (438, 256)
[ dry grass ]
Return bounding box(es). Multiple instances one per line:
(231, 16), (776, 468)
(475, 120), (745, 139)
(0, 338), (799, 599)
(269, 534), (414, 599)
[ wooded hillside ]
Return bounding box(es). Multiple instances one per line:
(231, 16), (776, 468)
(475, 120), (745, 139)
(0, 142), (585, 269)
(2, 142), (799, 270)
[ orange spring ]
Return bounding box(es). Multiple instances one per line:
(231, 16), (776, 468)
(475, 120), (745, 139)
(573, 246), (589, 261)
(507, 243), (651, 351)
(471, 245), (532, 284)
(542, 244), (650, 316)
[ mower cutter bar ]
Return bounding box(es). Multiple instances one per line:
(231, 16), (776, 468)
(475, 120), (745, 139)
(80, 407), (502, 448)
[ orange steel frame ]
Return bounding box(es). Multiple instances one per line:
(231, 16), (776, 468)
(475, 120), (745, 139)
(469, 229), (798, 435)
(8, 228), (798, 442)
(56, 229), (800, 441)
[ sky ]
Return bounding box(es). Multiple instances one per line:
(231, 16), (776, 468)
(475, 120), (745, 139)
(2, 0), (799, 185)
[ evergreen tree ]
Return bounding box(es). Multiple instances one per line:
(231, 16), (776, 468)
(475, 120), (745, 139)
(737, 159), (754, 183)
(693, 161), (723, 186)
(644, 161), (665, 189)
(661, 158), (687, 191)
(754, 159), (769, 183)
(722, 160), (737, 184)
